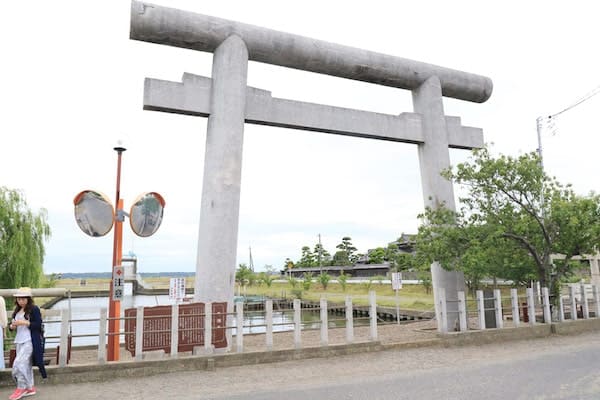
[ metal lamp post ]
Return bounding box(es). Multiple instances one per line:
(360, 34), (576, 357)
(108, 145), (126, 361)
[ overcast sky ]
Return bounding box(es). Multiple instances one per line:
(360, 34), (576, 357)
(1, 1), (598, 274)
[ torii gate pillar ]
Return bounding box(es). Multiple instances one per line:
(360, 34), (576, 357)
(195, 35), (248, 306)
(413, 76), (466, 325)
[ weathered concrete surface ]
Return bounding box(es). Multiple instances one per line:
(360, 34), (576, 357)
(130, 1), (492, 103)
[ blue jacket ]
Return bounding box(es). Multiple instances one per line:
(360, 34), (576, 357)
(28, 306), (47, 379)
(10, 305), (47, 379)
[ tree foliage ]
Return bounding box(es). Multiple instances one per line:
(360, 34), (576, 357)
(416, 148), (600, 299)
(0, 187), (51, 288)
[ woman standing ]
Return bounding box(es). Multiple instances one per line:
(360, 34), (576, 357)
(8, 287), (46, 400)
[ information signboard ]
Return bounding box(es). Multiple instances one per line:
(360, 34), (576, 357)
(169, 277), (186, 301)
(112, 265), (124, 300)
(391, 272), (403, 291)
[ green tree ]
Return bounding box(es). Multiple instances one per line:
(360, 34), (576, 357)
(236, 263), (255, 288)
(318, 272), (331, 290)
(332, 236), (358, 266)
(0, 187), (51, 288)
(416, 147), (600, 304)
(297, 245), (316, 268)
(337, 271), (348, 292)
(367, 247), (386, 264)
(313, 243), (331, 267)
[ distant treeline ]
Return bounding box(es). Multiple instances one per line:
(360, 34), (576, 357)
(53, 272), (195, 279)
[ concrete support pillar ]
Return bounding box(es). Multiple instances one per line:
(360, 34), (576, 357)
(135, 306), (144, 361)
(369, 291), (378, 341)
(510, 289), (520, 328)
(194, 35), (249, 310)
(476, 290), (485, 330)
(265, 300), (273, 351)
(345, 296), (354, 344)
(412, 76), (465, 331)
(542, 287), (551, 323)
(581, 284), (589, 319)
(569, 286), (578, 321)
(293, 299), (302, 349)
(170, 305), (179, 358)
(590, 258), (600, 286)
(98, 308), (107, 364)
(526, 287), (536, 326)
(494, 289), (503, 329)
(235, 301), (244, 352)
(437, 288), (448, 333)
(59, 309), (70, 368)
(457, 291), (467, 331)
(204, 302), (213, 353)
(320, 298), (328, 346)
(593, 286), (600, 319)
(558, 296), (565, 322)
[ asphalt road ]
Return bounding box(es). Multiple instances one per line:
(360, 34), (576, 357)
(4, 331), (600, 399)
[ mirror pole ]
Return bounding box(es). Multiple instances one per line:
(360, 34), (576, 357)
(108, 146), (126, 361)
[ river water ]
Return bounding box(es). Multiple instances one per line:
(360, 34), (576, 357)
(46, 295), (345, 347)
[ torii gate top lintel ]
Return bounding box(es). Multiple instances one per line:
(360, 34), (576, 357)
(130, 1), (493, 104)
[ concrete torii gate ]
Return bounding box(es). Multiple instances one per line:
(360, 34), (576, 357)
(130, 1), (493, 331)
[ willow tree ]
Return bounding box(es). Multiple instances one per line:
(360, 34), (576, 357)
(0, 187), (51, 288)
(416, 148), (600, 303)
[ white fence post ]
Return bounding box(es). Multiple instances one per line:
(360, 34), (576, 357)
(558, 295), (565, 322)
(494, 289), (503, 329)
(510, 289), (520, 328)
(97, 308), (107, 364)
(457, 291), (467, 331)
(320, 298), (328, 346)
(204, 302), (213, 353)
(135, 306), (144, 361)
(369, 291), (378, 341)
(170, 304), (179, 358)
(236, 300), (244, 352)
(437, 288), (448, 333)
(569, 285), (578, 321)
(593, 286), (600, 319)
(476, 290), (485, 330)
(542, 287), (551, 323)
(58, 309), (70, 367)
(581, 284), (589, 319)
(526, 287), (536, 325)
(265, 300), (273, 351)
(345, 296), (354, 344)
(293, 299), (302, 349)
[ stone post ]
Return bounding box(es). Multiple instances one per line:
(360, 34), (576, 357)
(494, 289), (503, 329)
(581, 284), (589, 319)
(265, 300), (273, 351)
(345, 296), (354, 344)
(170, 304), (179, 358)
(542, 287), (551, 323)
(135, 306), (144, 361)
(569, 285), (578, 321)
(320, 298), (328, 346)
(457, 291), (467, 331)
(293, 299), (302, 349)
(526, 287), (536, 326)
(98, 308), (107, 364)
(476, 290), (485, 330)
(510, 288), (520, 328)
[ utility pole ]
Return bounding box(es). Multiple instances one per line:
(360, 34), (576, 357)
(318, 233), (323, 274)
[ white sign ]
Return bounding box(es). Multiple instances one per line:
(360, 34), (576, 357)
(391, 272), (403, 291)
(112, 265), (124, 300)
(169, 277), (186, 301)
